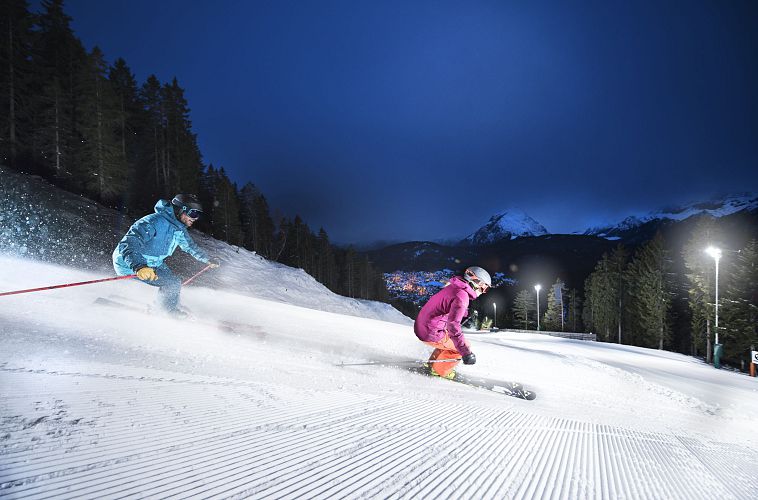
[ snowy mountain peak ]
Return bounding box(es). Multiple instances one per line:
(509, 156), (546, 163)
(583, 193), (758, 238)
(462, 208), (548, 246)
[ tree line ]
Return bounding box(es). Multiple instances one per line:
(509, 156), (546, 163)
(507, 220), (757, 370)
(0, 0), (388, 301)
(511, 281), (582, 333)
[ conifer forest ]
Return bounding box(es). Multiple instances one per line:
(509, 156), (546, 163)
(0, 0), (388, 302)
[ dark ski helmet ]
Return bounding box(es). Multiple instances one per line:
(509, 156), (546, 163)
(171, 194), (204, 219)
(464, 266), (492, 296)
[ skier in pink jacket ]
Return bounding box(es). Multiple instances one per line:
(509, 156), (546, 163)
(414, 266), (492, 379)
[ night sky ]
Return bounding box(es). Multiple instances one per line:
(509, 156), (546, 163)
(63, 0), (758, 244)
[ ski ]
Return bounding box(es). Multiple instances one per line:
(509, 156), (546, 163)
(340, 360), (537, 401)
(92, 297), (265, 336)
(94, 296), (150, 313)
(405, 364), (537, 400)
(93, 297), (238, 332)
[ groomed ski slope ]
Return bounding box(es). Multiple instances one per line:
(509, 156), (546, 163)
(2, 256), (758, 499)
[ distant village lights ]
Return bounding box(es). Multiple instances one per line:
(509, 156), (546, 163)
(384, 270), (452, 306)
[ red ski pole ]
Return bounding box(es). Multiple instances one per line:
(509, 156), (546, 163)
(0, 274), (137, 298)
(183, 264), (213, 286)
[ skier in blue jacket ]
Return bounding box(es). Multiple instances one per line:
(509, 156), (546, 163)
(113, 194), (218, 316)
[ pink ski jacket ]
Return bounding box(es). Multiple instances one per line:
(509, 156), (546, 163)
(414, 276), (477, 357)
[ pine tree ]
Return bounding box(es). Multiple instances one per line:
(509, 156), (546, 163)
(290, 215), (312, 271)
(370, 265), (389, 302)
(721, 240), (758, 367)
(159, 80), (176, 190)
(206, 167), (242, 245)
(610, 246), (629, 342)
(276, 215), (305, 269)
(356, 255), (369, 298)
(583, 247), (627, 342)
(140, 74), (166, 197)
(108, 57), (142, 208)
(161, 77), (202, 194)
(77, 46), (123, 203)
(567, 288), (582, 332)
(582, 275), (594, 333)
(512, 289), (535, 330)
(274, 216), (290, 263)
(198, 162), (217, 225)
(239, 182), (260, 251)
(682, 217), (723, 360)
(543, 278), (567, 331)
(625, 232), (673, 350)
(316, 228), (336, 288)
(343, 246), (357, 298)
(31, 0), (87, 179)
(352, 255), (385, 300)
(314, 227), (328, 282)
(0, 0), (34, 168)
(254, 194), (275, 258)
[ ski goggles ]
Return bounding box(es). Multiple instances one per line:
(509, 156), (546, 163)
(185, 208), (203, 220)
(465, 270), (490, 293)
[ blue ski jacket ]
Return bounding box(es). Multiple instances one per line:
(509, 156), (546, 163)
(112, 200), (209, 275)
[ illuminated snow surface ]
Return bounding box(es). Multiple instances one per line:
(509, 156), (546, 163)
(1, 255), (758, 499)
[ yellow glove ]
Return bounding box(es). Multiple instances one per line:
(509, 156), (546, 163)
(136, 267), (158, 281)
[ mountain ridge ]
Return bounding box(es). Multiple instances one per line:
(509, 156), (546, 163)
(461, 208), (548, 246)
(581, 193), (758, 240)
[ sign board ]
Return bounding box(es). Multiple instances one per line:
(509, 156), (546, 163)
(752, 351), (758, 364)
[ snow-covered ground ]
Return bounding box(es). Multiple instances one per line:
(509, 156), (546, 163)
(2, 255), (758, 499)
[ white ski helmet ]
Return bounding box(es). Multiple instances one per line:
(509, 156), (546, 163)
(464, 266), (492, 295)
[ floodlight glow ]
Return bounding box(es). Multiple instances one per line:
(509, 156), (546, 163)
(705, 246), (722, 260)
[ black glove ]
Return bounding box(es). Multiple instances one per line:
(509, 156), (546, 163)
(462, 353), (476, 365)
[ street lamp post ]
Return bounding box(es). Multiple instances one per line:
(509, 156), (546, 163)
(535, 284), (541, 331)
(705, 247), (722, 345)
(493, 302), (497, 329)
(705, 247), (721, 368)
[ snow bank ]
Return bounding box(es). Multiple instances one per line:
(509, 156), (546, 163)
(0, 167), (409, 324)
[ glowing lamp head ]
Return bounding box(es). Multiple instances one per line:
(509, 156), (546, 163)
(705, 246), (722, 260)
